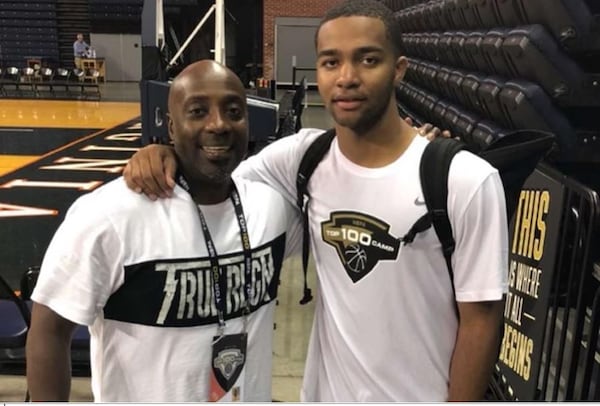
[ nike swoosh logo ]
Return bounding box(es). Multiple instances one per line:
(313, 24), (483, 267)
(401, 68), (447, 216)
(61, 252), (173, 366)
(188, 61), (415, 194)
(414, 197), (426, 206)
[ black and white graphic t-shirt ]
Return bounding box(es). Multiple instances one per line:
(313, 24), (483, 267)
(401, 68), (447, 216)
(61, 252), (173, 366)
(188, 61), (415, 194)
(32, 177), (301, 402)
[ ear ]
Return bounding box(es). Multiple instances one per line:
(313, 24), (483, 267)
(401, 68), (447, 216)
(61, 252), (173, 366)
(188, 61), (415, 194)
(167, 113), (175, 143)
(394, 56), (408, 84)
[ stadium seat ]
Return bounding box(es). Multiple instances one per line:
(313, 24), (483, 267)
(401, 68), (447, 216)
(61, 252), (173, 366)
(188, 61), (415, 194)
(412, 88), (429, 118)
(460, 72), (486, 114)
(395, 82), (409, 102)
(476, 76), (510, 127)
(434, 66), (453, 100)
(425, 0), (446, 30)
(405, 82), (422, 109)
(395, 7), (414, 32)
(406, 59), (428, 89)
(423, 32), (441, 62)
(443, 104), (462, 134)
(502, 24), (594, 105)
(398, 81), (416, 108)
(481, 28), (512, 77)
(405, 58), (418, 83)
(432, 99), (451, 126)
(404, 33), (423, 57)
(422, 62), (439, 92)
(400, 33), (415, 56)
(498, 80), (577, 154)
(495, 0), (525, 26)
(406, 33), (421, 60)
(413, 3), (429, 31)
(431, 0), (452, 31)
(457, 0), (480, 29)
(454, 107), (481, 144)
(470, 0), (502, 28)
(445, 0), (467, 29)
(471, 120), (509, 150)
(438, 31), (456, 66)
(447, 68), (468, 104)
(517, 0), (598, 52)
(449, 31), (469, 68)
(397, 101), (426, 127)
(463, 30), (489, 73)
(414, 59), (430, 87)
(421, 93), (440, 123)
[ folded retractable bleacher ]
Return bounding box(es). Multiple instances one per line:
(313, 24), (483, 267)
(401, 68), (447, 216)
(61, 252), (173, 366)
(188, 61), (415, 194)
(0, 1), (59, 70)
(89, 0), (198, 26)
(386, 0), (600, 400)
(394, 0), (600, 158)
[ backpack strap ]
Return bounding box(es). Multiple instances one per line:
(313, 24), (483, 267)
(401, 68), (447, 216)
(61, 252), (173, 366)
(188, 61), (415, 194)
(419, 138), (465, 293)
(296, 129), (336, 304)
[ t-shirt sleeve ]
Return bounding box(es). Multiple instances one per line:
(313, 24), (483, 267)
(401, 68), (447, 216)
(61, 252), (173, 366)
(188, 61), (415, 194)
(283, 201), (303, 259)
(233, 129), (326, 208)
(451, 167), (509, 302)
(31, 195), (124, 326)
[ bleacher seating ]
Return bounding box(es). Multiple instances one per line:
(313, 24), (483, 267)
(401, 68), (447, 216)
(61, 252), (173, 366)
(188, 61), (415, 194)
(499, 79), (577, 149)
(89, 0), (198, 29)
(393, 0), (600, 160)
(476, 75), (507, 126)
(393, 0), (600, 50)
(502, 25), (597, 105)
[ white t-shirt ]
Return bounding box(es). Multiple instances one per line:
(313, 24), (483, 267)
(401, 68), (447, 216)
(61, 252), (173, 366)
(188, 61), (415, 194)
(238, 128), (509, 401)
(32, 177), (301, 402)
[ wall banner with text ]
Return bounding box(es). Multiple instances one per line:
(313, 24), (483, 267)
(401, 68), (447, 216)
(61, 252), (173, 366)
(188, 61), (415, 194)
(497, 168), (565, 400)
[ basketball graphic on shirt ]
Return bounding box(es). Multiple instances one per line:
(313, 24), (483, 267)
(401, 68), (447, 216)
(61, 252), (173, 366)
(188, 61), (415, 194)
(321, 211), (401, 283)
(345, 243), (367, 273)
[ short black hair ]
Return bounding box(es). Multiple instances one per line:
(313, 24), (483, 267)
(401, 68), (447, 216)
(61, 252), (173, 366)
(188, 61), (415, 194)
(315, 0), (403, 57)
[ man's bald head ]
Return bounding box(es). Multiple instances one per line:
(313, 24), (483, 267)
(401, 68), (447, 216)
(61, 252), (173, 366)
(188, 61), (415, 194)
(166, 59), (249, 200)
(168, 60), (246, 113)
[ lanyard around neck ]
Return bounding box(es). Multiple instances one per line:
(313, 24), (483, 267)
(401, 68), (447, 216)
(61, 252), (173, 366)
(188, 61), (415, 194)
(175, 172), (253, 333)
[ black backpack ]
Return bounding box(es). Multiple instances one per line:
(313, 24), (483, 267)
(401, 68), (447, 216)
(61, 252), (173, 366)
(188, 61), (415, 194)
(295, 129), (555, 304)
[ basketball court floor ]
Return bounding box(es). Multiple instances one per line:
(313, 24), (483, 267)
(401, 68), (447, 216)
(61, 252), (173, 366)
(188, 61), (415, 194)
(0, 83), (329, 401)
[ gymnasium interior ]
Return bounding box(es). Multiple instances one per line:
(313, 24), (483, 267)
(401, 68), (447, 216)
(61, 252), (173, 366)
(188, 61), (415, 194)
(1, 0), (600, 401)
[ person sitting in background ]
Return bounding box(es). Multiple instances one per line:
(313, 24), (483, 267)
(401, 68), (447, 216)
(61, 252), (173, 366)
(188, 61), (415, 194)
(73, 33), (89, 69)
